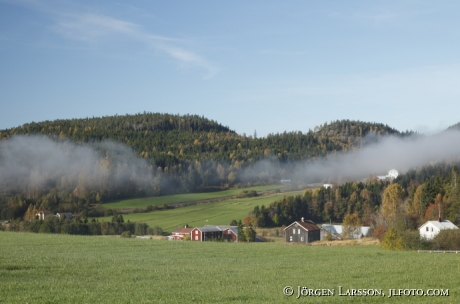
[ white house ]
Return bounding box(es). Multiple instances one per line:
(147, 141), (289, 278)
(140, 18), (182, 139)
(376, 169), (399, 181)
(419, 219), (459, 240)
(388, 169), (398, 179)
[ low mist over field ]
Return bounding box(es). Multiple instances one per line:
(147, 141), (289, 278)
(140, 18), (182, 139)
(0, 136), (153, 193)
(2, 130), (460, 192)
(290, 130), (460, 183)
(235, 130), (460, 184)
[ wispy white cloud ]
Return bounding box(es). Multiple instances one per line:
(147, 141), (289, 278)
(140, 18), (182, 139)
(157, 44), (217, 78)
(52, 13), (141, 42)
(2, 0), (217, 78)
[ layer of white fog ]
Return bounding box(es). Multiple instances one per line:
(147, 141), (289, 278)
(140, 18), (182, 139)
(1, 130), (460, 189)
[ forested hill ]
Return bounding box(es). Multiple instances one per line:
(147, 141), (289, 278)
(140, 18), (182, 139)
(447, 122), (460, 131)
(2, 113), (234, 137)
(0, 115), (405, 163)
(0, 113), (410, 219)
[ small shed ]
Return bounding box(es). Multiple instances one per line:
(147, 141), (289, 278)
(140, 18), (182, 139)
(419, 219), (459, 240)
(284, 218), (320, 243)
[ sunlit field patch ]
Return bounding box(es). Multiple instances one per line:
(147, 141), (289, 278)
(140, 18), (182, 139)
(103, 185), (285, 209)
(98, 191), (302, 232)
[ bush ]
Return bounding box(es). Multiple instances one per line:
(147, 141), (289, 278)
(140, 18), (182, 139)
(87, 207), (105, 217)
(134, 223), (148, 235)
(153, 226), (163, 236)
(236, 190), (258, 198)
(324, 230), (333, 241)
(121, 231), (131, 238)
(431, 229), (460, 250)
(381, 229), (403, 251)
(145, 205), (158, 212)
(400, 230), (431, 250)
(104, 209), (115, 216)
(373, 225), (387, 242)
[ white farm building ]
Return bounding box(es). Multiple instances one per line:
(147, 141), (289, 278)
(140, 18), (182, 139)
(377, 169), (398, 181)
(419, 219), (459, 240)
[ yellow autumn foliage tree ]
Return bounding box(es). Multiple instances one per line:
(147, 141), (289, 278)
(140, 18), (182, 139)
(381, 183), (403, 225)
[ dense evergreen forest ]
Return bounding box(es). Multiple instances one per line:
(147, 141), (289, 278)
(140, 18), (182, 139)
(0, 112), (421, 220)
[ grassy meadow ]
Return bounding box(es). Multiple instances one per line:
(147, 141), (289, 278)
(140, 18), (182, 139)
(103, 185), (286, 209)
(98, 191), (302, 232)
(1, 231), (459, 304)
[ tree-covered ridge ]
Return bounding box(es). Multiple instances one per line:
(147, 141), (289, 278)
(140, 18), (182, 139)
(0, 115), (407, 164)
(11, 112), (233, 133)
(0, 113), (412, 220)
(447, 122), (460, 131)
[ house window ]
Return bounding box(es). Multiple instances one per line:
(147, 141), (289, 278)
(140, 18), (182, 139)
(195, 236), (198, 240)
(301, 237), (304, 242)
(195, 231), (198, 235)
(426, 227), (429, 232)
(290, 236), (292, 241)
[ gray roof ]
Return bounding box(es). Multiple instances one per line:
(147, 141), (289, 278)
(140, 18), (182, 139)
(209, 225), (236, 230)
(321, 224), (370, 239)
(196, 226), (222, 232)
(227, 227), (238, 235)
(420, 220), (459, 231)
(321, 224), (339, 234)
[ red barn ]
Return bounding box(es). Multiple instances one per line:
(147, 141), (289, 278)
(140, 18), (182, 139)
(190, 226), (223, 241)
(222, 227), (238, 242)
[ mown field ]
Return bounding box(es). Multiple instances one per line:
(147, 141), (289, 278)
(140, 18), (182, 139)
(98, 191), (302, 232)
(1, 232), (458, 304)
(103, 185), (286, 209)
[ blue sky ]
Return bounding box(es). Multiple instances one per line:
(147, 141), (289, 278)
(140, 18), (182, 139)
(1, 1), (460, 136)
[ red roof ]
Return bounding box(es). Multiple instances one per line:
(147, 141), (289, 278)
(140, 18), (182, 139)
(298, 220), (320, 231)
(284, 219), (320, 231)
(173, 227), (194, 234)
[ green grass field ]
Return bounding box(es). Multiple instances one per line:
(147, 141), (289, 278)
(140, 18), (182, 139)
(103, 185), (286, 209)
(99, 191), (302, 232)
(1, 232), (458, 303)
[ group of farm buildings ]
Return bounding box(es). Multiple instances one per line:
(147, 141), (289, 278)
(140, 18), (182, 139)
(168, 217), (372, 243)
(169, 215), (459, 243)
